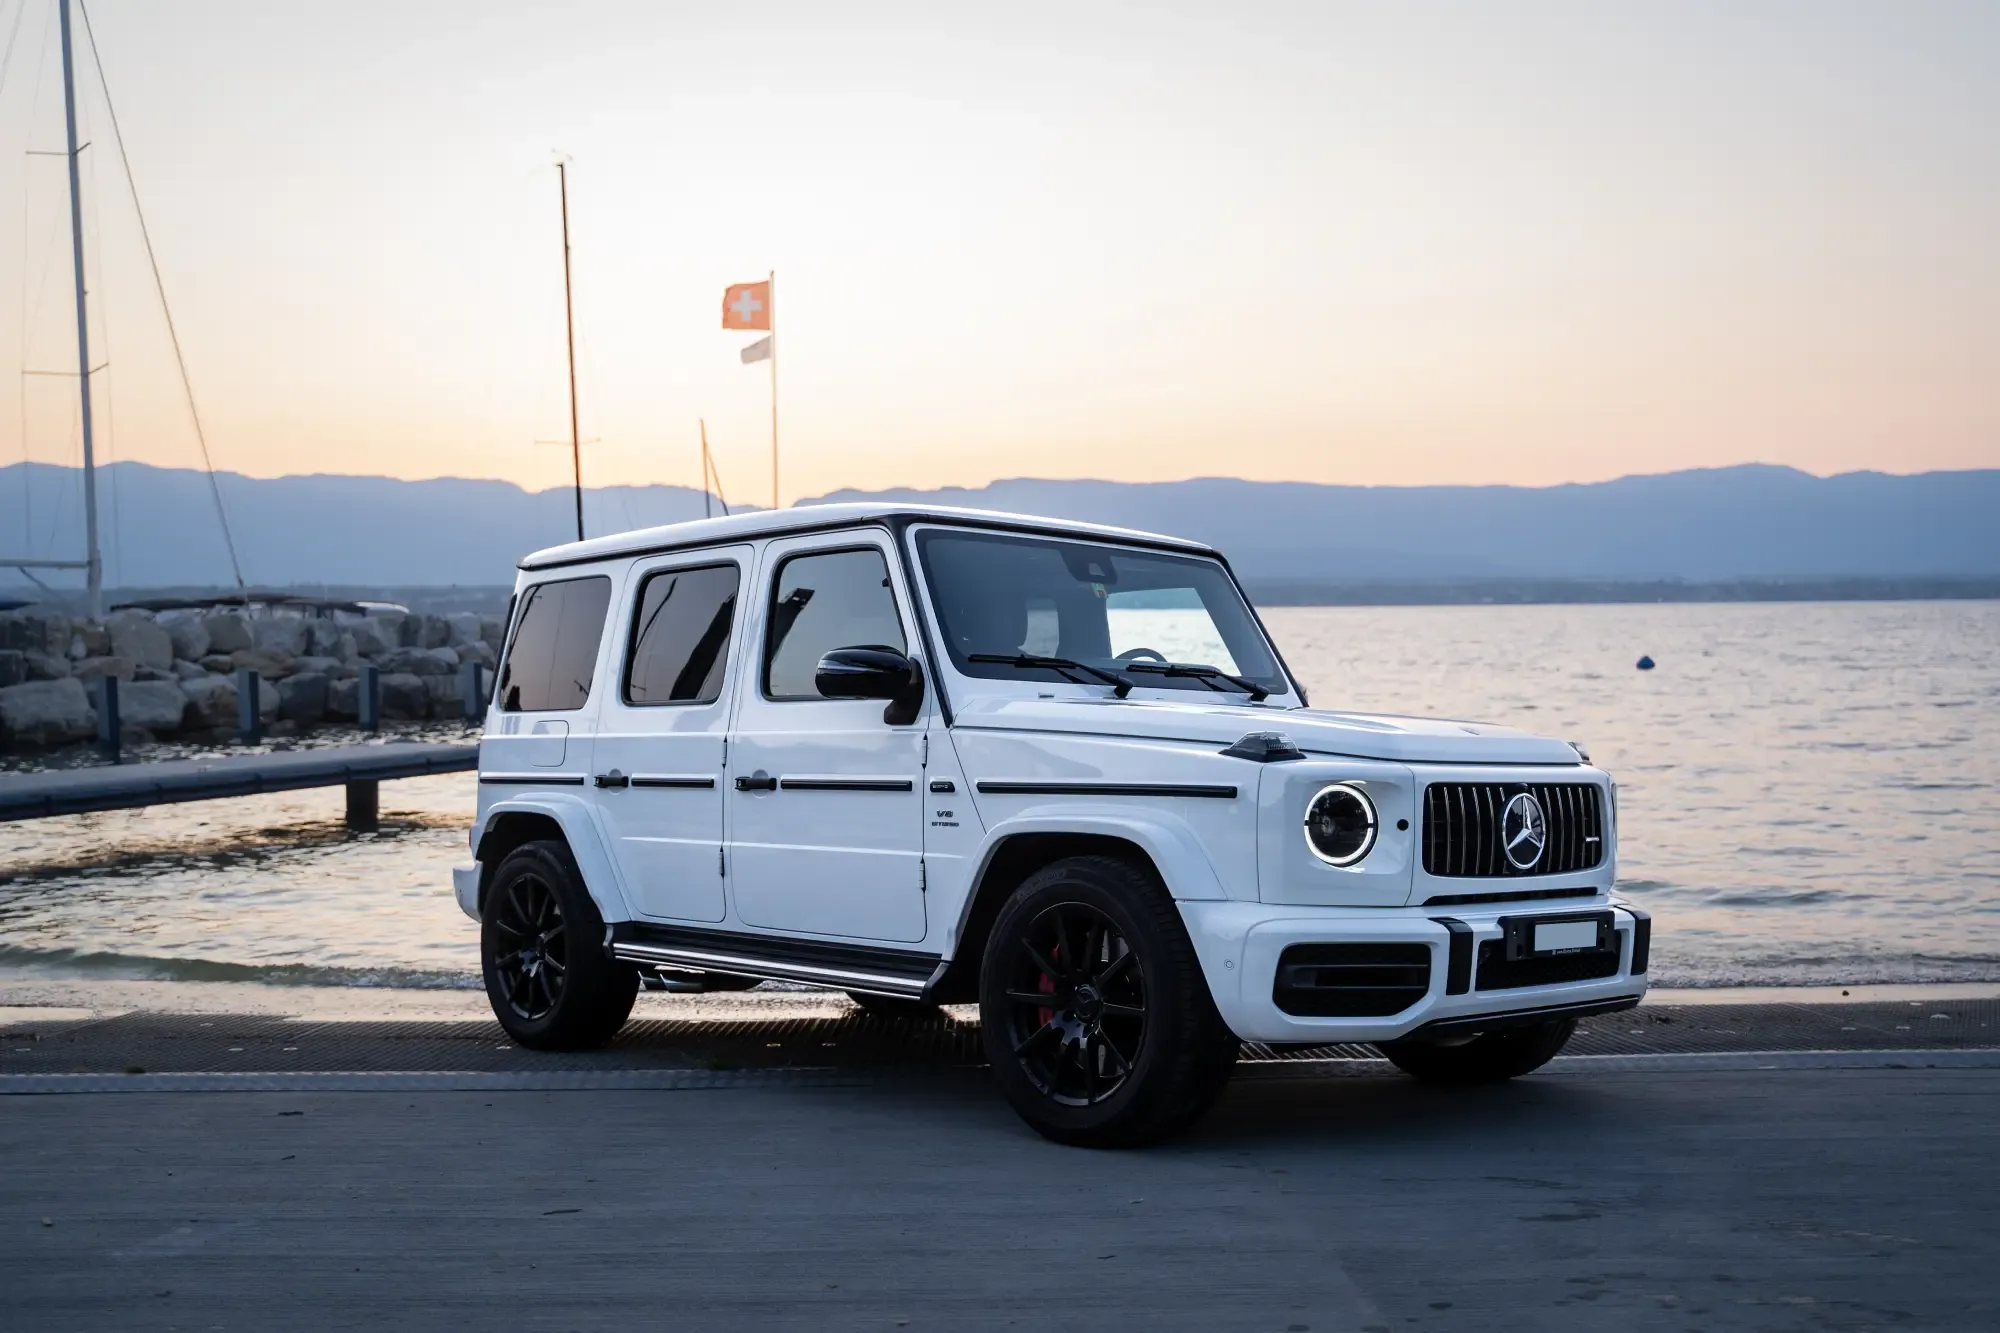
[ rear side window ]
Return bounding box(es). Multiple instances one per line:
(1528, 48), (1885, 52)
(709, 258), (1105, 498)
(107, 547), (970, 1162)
(624, 563), (739, 705)
(498, 575), (612, 712)
(763, 547), (906, 699)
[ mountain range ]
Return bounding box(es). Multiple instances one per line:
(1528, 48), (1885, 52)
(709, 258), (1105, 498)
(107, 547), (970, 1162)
(3, 461), (1997, 591)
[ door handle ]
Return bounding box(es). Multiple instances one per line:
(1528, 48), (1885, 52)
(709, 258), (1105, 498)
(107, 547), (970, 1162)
(594, 770), (630, 789)
(734, 770), (778, 792)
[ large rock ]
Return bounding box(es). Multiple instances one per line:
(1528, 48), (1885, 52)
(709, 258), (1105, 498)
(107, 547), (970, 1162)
(24, 650), (70, 681)
(276, 672), (329, 725)
(69, 624), (110, 658)
(199, 653), (235, 674)
(0, 677), (95, 746)
(251, 616), (309, 657)
(0, 650), (23, 688)
(182, 674), (239, 728)
(160, 613), (211, 662)
(73, 656), (135, 683)
(379, 672), (429, 719)
(172, 659), (209, 681)
(445, 613), (484, 648)
(202, 612), (253, 654)
(229, 648), (296, 678)
(426, 674), (467, 719)
(381, 646), (459, 677)
(120, 680), (190, 734)
(456, 641), (495, 670)
(346, 618), (394, 659)
(293, 655), (354, 679)
(364, 608), (407, 649)
(306, 618), (343, 656)
(479, 615), (505, 652)
(0, 608), (69, 655)
(326, 676), (359, 721)
(106, 610), (174, 671)
(132, 665), (176, 682)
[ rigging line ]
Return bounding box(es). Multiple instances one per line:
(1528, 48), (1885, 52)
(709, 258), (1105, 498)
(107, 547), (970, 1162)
(0, 0), (28, 99)
(76, 0), (245, 590)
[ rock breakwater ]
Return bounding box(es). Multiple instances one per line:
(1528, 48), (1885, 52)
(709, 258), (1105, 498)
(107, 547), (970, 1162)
(0, 605), (504, 750)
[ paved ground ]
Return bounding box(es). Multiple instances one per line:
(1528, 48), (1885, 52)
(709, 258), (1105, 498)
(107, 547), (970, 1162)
(4, 1064), (1996, 1331)
(5, 996), (1996, 1076)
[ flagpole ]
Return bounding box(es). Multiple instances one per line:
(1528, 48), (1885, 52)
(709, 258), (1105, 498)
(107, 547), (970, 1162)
(699, 420), (711, 519)
(768, 269), (779, 510)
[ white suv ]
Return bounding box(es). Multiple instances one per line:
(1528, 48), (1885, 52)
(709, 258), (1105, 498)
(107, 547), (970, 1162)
(457, 504), (1649, 1146)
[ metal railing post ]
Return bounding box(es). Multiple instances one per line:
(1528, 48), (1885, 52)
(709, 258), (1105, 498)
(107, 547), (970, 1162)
(236, 668), (261, 744)
(458, 661), (485, 720)
(359, 664), (381, 732)
(95, 675), (120, 756)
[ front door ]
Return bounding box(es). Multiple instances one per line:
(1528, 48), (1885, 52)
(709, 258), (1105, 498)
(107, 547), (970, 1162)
(592, 552), (746, 922)
(727, 534), (928, 943)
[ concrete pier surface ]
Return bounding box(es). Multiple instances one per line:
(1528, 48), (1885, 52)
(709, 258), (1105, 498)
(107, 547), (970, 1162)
(5, 997), (1998, 1331)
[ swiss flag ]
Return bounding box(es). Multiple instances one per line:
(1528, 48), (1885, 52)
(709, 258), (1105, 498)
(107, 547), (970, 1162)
(722, 280), (771, 331)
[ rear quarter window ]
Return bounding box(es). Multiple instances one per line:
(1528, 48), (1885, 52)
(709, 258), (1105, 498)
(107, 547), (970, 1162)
(497, 575), (613, 712)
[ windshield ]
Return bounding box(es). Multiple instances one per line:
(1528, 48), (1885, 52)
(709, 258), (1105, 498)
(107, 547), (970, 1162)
(914, 527), (1289, 698)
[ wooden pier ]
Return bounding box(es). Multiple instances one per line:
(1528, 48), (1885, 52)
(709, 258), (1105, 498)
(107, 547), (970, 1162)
(0, 741), (478, 830)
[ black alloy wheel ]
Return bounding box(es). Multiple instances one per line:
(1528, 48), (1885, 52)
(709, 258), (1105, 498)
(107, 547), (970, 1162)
(980, 854), (1238, 1148)
(1000, 901), (1148, 1106)
(480, 839), (637, 1050)
(490, 867), (568, 1022)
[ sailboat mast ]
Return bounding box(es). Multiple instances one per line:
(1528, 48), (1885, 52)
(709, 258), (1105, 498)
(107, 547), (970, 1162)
(557, 161), (583, 543)
(58, 0), (102, 618)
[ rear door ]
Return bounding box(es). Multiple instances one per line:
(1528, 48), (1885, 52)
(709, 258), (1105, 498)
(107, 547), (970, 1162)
(591, 550), (747, 922)
(726, 532), (928, 943)
(483, 573), (614, 790)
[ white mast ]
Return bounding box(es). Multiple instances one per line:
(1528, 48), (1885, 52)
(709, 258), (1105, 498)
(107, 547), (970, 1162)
(59, 0), (103, 618)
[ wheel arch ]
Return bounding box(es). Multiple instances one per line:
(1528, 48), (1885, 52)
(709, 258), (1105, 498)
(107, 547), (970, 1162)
(472, 796), (633, 924)
(930, 815), (1221, 1003)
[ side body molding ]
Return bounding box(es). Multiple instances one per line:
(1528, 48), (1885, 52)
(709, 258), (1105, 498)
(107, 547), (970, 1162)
(471, 791), (636, 926)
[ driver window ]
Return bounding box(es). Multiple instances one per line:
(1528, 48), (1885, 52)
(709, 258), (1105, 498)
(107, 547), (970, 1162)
(1105, 588), (1240, 673)
(763, 546), (907, 699)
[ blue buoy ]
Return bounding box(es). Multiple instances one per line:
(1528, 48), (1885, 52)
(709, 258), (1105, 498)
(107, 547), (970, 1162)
(1636, 655), (1655, 671)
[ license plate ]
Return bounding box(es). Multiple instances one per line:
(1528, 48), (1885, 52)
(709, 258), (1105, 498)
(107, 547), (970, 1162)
(1534, 919), (1600, 954)
(1498, 911), (1614, 962)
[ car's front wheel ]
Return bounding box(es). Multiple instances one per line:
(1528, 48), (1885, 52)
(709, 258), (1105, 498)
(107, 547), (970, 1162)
(481, 839), (638, 1050)
(1377, 1017), (1576, 1084)
(979, 855), (1238, 1148)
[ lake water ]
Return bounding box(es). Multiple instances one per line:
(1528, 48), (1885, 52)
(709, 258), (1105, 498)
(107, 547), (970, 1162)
(1, 601), (1995, 991)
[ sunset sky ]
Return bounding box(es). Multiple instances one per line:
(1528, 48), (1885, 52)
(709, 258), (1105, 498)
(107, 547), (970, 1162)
(1, 0), (1994, 505)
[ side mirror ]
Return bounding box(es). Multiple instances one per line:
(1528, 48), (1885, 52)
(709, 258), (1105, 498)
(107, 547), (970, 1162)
(815, 646), (926, 725)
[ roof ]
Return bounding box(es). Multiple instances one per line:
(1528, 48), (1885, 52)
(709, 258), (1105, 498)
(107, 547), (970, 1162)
(516, 502), (1218, 571)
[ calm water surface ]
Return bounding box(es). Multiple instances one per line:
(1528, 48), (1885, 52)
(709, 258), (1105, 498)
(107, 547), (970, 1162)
(1, 601), (1995, 989)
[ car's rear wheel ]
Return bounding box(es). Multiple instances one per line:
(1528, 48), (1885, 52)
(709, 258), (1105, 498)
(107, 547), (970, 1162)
(979, 855), (1238, 1148)
(1377, 1017), (1576, 1084)
(481, 839), (638, 1050)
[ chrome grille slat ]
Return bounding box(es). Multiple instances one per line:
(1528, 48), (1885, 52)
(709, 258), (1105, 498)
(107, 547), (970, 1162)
(1420, 782), (1605, 879)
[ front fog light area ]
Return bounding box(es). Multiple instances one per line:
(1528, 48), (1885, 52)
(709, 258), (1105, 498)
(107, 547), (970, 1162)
(1304, 783), (1377, 866)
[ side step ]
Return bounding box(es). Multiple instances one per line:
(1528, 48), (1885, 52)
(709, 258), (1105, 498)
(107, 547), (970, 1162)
(607, 922), (944, 999)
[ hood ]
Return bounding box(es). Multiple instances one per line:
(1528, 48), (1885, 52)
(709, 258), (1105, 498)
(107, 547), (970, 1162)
(949, 695), (1583, 765)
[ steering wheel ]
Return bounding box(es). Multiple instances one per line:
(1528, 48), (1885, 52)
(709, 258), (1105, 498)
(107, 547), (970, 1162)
(1115, 647), (1169, 664)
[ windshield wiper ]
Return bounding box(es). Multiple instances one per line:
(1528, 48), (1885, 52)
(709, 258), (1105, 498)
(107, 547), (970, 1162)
(1121, 660), (1270, 702)
(969, 653), (1133, 698)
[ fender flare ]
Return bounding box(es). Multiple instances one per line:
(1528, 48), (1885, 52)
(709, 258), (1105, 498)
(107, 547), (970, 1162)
(472, 792), (635, 925)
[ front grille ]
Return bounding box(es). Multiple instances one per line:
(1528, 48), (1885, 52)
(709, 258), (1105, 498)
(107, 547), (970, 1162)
(1474, 938), (1620, 991)
(1274, 942), (1432, 1017)
(1421, 782), (1605, 878)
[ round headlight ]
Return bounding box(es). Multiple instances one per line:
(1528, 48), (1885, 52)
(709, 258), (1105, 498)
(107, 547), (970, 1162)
(1303, 782), (1377, 866)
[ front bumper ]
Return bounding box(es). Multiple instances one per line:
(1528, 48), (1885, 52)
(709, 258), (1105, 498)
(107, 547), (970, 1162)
(1178, 896), (1649, 1045)
(453, 861), (482, 922)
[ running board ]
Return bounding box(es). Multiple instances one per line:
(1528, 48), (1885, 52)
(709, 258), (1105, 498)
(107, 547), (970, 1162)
(606, 922), (943, 1000)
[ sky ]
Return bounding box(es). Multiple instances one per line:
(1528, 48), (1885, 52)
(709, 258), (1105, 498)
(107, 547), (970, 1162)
(0, 0), (1994, 507)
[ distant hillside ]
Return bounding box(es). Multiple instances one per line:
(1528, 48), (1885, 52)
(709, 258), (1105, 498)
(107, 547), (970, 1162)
(4, 461), (1997, 590)
(1, 462), (733, 588)
(807, 466), (2000, 582)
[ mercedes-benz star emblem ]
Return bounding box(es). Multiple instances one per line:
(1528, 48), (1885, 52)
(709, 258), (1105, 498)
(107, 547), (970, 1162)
(1501, 791), (1547, 870)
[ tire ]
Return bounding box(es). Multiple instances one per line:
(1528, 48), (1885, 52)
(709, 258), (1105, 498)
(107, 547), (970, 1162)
(847, 991), (942, 1020)
(979, 855), (1238, 1148)
(481, 839), (638, 1050)
(1377, 1018), (1576, 1085)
